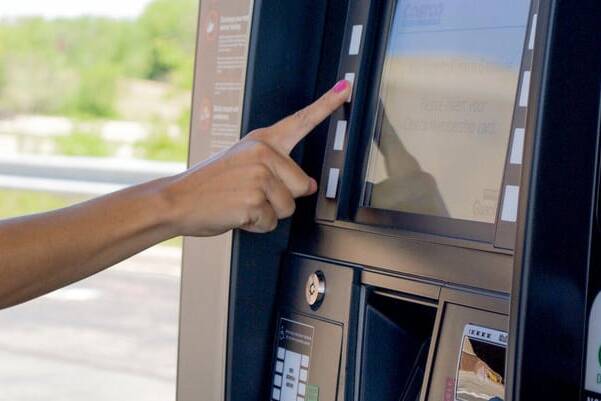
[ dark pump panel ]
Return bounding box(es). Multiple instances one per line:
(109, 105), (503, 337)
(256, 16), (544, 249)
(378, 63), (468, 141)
(264, 0), (535, 400)
(215, 0), (601, 400)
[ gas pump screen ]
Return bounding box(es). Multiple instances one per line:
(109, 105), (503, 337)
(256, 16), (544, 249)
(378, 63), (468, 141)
(455, 325), (507, 401)
(364, 0), (531, 223)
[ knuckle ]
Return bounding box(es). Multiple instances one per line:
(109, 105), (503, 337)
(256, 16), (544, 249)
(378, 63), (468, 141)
(284, 200), (296, 217)
(245, 128), (267, 142)
(304, 178), (313, 193)
(251, 163), (272, 182)
(292, 177), (312, 196)
(239, 210), (253, 227)
(276, 203), (294, 220)
(267, 218), (278, 232)
(249, 140), (271, 159)
(246, 189), (265, 208)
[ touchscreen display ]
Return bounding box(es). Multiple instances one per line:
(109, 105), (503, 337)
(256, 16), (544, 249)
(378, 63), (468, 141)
(364, 0), (531, 223)
(456, 325), (507, 401)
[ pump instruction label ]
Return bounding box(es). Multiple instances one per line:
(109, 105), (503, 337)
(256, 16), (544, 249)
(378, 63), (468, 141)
(585, 292), (601, 400)
(271, 318), (314, 401)
(191, 0), (253, 159)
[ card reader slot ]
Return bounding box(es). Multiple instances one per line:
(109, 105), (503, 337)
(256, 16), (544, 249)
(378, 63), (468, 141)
(358, 292), (437, 401)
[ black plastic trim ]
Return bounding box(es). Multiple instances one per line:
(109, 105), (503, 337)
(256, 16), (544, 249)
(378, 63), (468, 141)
(507, 1), (601, 399)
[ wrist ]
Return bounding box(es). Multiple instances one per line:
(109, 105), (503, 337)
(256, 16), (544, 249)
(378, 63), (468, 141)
(149, 175), (184, 239)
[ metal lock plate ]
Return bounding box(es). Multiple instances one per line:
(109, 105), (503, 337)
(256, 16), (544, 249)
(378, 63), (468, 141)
(305, 271), (326, 308)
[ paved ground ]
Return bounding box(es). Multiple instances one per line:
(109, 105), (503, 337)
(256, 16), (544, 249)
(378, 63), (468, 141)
(0, 246), (182, 401)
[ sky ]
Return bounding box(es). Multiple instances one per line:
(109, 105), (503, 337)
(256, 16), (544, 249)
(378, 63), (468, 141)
(0, 0), (154, 19)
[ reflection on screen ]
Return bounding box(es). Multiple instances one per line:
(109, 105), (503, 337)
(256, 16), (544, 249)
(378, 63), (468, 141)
(456, 338), (505, 401)
(365, 0), (531, 223)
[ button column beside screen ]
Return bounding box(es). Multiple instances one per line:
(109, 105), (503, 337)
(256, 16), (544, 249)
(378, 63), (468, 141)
(344, 73), (355, 102)
(333, 120), (347, 151)
(510, 128), (526, 165)
(326, 168), (340, 199)
(528, 14), (538, 50)
(519, 71), (532, 107)
(501, 185), (520, 222)
(349, 25), (363, 55)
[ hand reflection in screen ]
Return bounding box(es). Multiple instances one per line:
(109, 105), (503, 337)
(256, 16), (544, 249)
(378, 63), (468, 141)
(368, 110), (449, 217)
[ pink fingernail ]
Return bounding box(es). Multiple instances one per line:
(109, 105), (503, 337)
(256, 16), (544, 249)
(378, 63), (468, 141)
(332, 80), (349, 94)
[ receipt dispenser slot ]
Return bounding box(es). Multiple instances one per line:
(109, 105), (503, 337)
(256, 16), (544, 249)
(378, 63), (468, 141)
(358, 292), (436, 401)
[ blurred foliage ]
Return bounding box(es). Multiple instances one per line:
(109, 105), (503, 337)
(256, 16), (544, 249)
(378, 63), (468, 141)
(70, 64), (120, 118)
(55, 131), (114, 158)
(135, 113), (189, 161)
(0, 188), (181, 248)
(0, 0), (198, 120)
(140, 0), (199, 88)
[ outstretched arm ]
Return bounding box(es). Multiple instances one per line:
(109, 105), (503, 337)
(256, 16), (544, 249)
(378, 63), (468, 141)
(0, 80), (351, 309)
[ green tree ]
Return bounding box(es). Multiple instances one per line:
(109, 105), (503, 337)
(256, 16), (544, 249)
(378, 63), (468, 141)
(55, 131), (114, 158)
(0, 1), (199, 162)
(139, 0), (198, 86)
(71, 64), (119, 118)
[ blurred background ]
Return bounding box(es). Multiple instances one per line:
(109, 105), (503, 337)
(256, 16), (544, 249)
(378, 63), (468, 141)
(0, 0), (199, 399)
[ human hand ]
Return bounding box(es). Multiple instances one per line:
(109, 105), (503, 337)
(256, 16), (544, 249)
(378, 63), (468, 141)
(163, 80), (351, 236)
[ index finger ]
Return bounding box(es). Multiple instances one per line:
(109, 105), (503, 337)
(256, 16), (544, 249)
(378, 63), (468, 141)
(263, 80), (351, 154)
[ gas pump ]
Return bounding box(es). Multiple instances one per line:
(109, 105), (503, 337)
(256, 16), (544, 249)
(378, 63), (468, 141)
(177, 2), (601, 401)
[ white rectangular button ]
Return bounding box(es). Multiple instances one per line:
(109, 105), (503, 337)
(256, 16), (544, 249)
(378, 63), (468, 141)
(325, 169), (340, 199)
(333, 120), (347, 151)
(519, 71), (531, 107)
(275, 360), (284, 373)
(300, 368), (308, 382)
(501, 185), (520, 222)
(528, 14), (538, 50)
(274, 374), (283, 387)
(301, 354), (310, 368)
(281, 351), (301, 401)
(272, 387), (281, 400)
(344, 73), (355, 102)
(277, 347), (285, 360)
(510, 128), (525, 165)
(349, 25), (363, 55)
(298, 383), (306, 396)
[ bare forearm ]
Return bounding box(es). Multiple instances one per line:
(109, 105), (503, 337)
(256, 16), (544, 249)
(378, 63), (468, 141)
(0, 178), (176, 309)
(0, 80), (350, 310)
